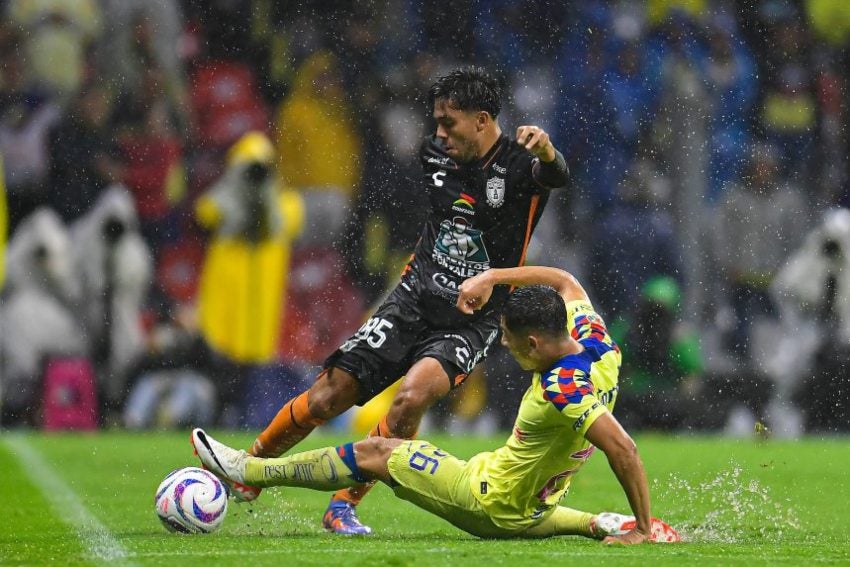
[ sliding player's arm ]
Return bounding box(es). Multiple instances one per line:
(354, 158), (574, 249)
(456, 266), (590, 314)
(584, 412), (652, 545)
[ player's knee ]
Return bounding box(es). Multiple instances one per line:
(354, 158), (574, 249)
(355, 437), (402, 462)
(391, 386), (437, 416)
(307, 372), (359, 419)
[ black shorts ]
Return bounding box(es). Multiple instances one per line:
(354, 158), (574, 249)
(324, 282), (500, 405)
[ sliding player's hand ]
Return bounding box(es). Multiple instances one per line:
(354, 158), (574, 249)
(516, 125), (556, 162)
(602, 529), (649, 545)
(456, 272), (495, 314)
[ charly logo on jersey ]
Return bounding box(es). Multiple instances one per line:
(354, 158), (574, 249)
(486, 175), (505, 208)
(451, 192), (476, 215)
(432, 216), (491, 278)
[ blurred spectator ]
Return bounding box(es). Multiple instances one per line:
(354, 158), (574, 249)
(194, 131), (305, 420)
(717, 142), (808, 360)
(610, 275), (704, 431)
(760, 63), (817, 178)
(646, 0), (707, 26)
(589, 155), (680, 319)
(649, 9), (712, 320)
(754, 5), (817, 178)
(122, 305), (217, 430)
(187, 31), (269, 153)
(472, 0), (566, 72)
(770, 208), (850, 433)
(4, 0), (101, 100)
(806, 0), (850, 48)
(114, 63), (186, 256)
(0, 28), (61, 231)
(1, 209), (86, 425)
(0, 154), (6, 287)
(275, 51), (362, 246)
(96, 0), (187, 130)
(47, 82), (122, 223)
(703, 15), (758, 202)
(593, 38), (660, 211)
(70, 186), (153, 418)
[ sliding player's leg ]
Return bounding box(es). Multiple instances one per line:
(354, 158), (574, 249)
(229, 367), (359, 502)
(519, 506), (681, 542)
(324, 357), (452, 533)
(193, 429), (400, 490)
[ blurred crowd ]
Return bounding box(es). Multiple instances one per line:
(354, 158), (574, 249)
(1, 0), (850, 436)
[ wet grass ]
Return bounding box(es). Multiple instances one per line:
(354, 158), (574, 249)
(1, 431), (848, 565)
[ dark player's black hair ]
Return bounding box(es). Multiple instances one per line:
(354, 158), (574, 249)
(503, 285), (567, 337)
(428, 67), (502, 118)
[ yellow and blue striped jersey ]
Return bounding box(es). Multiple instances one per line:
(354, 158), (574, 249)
(467, 300), (621, 530)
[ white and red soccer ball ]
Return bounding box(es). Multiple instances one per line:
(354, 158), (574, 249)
(155, 467), (228, 534)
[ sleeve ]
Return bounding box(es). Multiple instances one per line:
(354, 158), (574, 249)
(531, 149), (569, 189)
(541, 366), (609, 436)
(565, 300), (611, 343)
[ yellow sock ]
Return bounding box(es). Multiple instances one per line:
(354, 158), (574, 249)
(244, 442), (368, 490)
(520, 506), (594, 538)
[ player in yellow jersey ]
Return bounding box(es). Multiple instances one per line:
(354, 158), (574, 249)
(192, 266), (680, 543)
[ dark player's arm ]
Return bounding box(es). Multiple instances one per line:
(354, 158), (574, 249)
(584, 412), (652, 544)
(456, 266), (590, 314)
(516, 125), (568, 188)
(532, 149), (569, 188)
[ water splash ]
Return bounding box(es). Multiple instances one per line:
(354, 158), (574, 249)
(653, 463), (801, 543)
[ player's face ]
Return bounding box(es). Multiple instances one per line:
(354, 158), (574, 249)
(500, 319), (536, 371)
(433, 99), (483, 163)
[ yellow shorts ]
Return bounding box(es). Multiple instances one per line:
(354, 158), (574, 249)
(386, 440), (509, 538)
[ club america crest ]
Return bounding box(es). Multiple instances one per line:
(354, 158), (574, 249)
(486, 176), (505, 208)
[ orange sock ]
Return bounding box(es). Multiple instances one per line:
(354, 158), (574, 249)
(251, 391), (326, 458)
(332, 415), (417, 505)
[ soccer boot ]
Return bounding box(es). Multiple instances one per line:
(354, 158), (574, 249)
(590, 512), (681, 543)
(322, 498), (373, 535)
(191, 429), (251, 486)
(190, 429), (262, 502)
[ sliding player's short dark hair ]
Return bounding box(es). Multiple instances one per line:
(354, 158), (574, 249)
(428, 67), (502, 118)
(503, 285), (567, 337)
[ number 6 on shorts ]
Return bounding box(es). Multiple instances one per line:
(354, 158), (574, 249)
(409, 451), (440, 474)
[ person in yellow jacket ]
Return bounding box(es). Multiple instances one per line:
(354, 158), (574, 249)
(195, 131), (305, 366)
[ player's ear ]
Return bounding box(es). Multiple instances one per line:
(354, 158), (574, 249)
(476, 111), (490, 131)
(527, 335), (539, 352)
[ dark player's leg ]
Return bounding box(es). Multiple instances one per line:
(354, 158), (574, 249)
(331, 357), (451, 506)
(251, 367), (361, 458)
(386, 357), (453, 436)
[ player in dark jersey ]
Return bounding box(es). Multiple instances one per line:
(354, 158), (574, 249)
(233, 67), (569, 534)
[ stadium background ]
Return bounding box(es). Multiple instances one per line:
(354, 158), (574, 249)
(2, 0), (850, 438)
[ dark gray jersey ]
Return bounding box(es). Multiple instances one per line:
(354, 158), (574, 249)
(402, 134), (563, 326)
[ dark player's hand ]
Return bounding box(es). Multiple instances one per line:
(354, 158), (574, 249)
(456, 272), (495, 314)
(516, 125), (556, 162)
(602, 529), (649, 545)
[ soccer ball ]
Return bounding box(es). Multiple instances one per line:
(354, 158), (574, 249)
(155, 467), (228, 533)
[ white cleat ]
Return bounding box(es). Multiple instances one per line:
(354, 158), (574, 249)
(191, 428), (250, 485)
(591, 512), (681, 543)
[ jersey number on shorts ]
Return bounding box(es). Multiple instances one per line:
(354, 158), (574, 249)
(409, 448), (447, 475)
(349, 317), (394, 349)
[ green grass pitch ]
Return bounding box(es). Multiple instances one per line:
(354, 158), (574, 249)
(1, 431), (848, 566)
